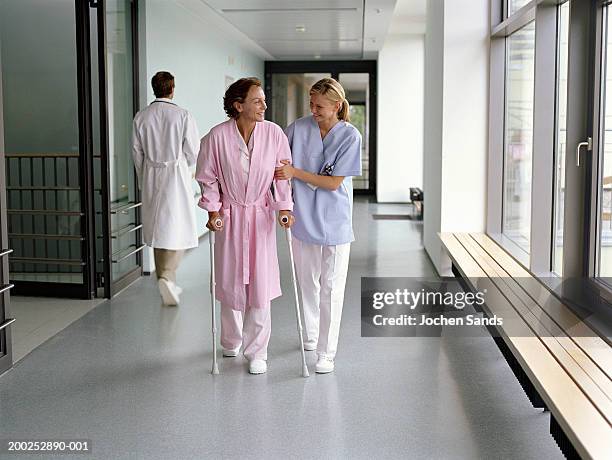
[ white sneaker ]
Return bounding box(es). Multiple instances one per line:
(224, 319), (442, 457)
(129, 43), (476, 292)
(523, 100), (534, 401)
(249, 359), (267, 374)
(315, 356), (335, 374)
(158, 278), (180, 306)
(303, 341), (317, 352)
(222, 347), (240, 357)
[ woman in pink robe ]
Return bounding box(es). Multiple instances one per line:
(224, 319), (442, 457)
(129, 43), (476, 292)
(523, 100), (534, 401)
(195, 77), (294, 375)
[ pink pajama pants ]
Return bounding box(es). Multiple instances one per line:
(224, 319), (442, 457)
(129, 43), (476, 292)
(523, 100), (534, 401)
(220, 303), (271, 361)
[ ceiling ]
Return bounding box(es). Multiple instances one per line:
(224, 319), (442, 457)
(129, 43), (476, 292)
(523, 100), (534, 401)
(388, 0), (426, 35)
(200, 0), (425, 61)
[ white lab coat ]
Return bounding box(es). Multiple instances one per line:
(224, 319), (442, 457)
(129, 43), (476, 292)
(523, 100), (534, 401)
(132, 98), (200, 250)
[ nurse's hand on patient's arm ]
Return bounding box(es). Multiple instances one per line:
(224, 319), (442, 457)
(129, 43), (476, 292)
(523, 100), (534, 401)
(275, 160), (344, 191)
(274, 160), (295, 180)
(278, 210), (294, 228)
(206, 211), (224, 231)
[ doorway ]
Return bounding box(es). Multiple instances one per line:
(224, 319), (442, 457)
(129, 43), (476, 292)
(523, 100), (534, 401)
(0, 0), (142, 301)
(264, 61), (377, 196)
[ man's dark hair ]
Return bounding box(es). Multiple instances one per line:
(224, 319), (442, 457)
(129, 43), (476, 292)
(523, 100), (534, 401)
(151, 71), (175, 98)
(223, 77), (262, 119)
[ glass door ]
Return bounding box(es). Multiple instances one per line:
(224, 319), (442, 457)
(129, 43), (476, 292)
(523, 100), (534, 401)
(338, 73), (370, 191)
(0, 0), (96, 298)
(91, 0), (143, 297)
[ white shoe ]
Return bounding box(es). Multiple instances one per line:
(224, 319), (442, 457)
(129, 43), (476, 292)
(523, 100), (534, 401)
(249, 359), (267, 374)
(315, 356), (335, 374)
(222, 347), (240, 357)
(303, 341), (317, 352)
(158, 278), (180, 306)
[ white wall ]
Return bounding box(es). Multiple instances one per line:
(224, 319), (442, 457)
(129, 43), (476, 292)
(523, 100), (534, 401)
(423, 0), (489, 275)
(140, 0), (267, 272)
(377, 34), (425, 202)
(441, 0), (488, 233)
(144, 0), (265, 134)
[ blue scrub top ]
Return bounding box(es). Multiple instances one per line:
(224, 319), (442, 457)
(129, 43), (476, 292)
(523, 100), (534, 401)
(285, 115), (362, 246)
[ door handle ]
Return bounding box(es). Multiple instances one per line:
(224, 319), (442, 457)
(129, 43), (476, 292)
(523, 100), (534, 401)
(576, 137), (592, 167)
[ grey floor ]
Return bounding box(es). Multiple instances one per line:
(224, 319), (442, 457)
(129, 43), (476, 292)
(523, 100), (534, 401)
(10, 296), (104, 362)
(0, 199), (563, 460)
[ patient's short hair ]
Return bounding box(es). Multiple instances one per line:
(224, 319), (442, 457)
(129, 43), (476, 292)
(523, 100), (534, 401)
(223, 77), (262, 119)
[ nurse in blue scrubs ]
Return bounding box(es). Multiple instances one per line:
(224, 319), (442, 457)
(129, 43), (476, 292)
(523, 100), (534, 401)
(274, 78), (362, 373)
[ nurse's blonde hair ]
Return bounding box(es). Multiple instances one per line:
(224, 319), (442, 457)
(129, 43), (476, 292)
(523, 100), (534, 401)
(310, 78), (350, 122)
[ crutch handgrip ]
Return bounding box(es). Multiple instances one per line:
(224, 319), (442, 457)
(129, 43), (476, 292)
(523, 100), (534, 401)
(214, 218), (223, 228)
(280, 215), (290, 224)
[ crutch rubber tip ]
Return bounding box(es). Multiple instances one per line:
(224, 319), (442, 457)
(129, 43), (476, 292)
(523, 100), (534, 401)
(302, 365), (310, 378)
(212, 364), (219, 375)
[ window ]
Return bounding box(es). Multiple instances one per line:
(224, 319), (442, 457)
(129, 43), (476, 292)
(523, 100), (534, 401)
(599, 6), (612, 277)
(553, 2), (570, 275)
(503, 22), (536, 253)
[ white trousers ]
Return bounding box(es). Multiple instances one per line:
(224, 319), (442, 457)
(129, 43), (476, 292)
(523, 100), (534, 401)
(220, 304), (271, 361)
(292, 238), (351, 359)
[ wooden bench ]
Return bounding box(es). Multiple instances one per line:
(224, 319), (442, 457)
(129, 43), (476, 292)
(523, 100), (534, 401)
(440, 233), (612, 460)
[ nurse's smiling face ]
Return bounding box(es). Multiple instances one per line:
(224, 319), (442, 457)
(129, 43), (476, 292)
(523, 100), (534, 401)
(235, 85), (267, 123)
(310, 92), (341, 125)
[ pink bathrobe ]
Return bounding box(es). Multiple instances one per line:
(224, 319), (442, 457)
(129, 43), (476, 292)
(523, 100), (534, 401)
(196, 119), (293, 311)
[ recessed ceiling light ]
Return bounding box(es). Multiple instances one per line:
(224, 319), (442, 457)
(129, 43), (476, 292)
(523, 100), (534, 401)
(296, 25), (306, 32)
(314, 54), (321, 59)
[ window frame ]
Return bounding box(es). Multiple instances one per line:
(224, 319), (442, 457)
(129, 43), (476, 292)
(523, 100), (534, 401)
(590, 1), (612, 284)
(488, 0), (598, 279)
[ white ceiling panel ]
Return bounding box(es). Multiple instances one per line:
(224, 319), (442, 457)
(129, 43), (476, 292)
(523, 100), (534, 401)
(216, 10), (363, 41)
(204, 0), (361, 10)
(200, 0), (401, 60)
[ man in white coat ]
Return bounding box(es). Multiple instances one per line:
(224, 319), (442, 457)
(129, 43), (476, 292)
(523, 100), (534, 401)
(132, 71), (199, 305)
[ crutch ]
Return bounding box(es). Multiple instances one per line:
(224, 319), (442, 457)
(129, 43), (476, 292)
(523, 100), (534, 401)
(281, 215), (310, 378)
(209, 217), (223, 375)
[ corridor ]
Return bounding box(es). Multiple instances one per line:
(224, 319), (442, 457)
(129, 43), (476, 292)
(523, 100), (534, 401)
(0, 200), (562, 459)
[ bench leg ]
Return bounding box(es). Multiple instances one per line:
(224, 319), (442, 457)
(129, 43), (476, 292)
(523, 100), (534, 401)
(491, 335), (547, 409)
(452, 264), (582, 458)
(550, 415), (580, 460)
(451, 264), (547, 409)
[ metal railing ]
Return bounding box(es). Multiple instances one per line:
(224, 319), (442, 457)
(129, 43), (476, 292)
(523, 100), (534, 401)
(5, 153), (85, 276)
